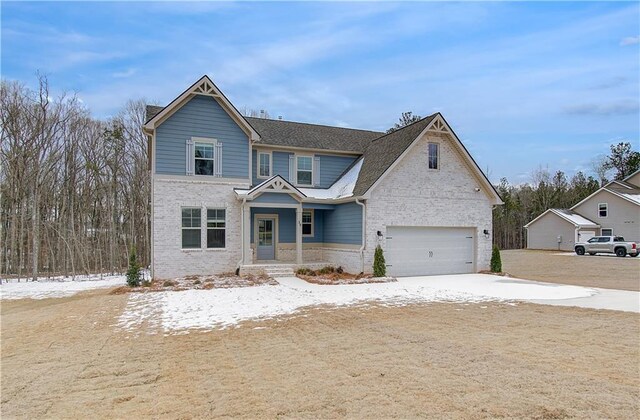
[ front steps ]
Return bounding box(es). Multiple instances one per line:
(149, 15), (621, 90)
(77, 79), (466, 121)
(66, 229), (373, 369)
(240, 262), (331, 277)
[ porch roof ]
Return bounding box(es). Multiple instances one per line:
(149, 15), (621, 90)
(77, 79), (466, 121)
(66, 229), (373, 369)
(234, 159), (363, 203)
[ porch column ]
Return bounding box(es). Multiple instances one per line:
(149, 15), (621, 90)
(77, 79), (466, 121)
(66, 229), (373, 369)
(243, 204), (252, 264)
(296, 205), (303, 264)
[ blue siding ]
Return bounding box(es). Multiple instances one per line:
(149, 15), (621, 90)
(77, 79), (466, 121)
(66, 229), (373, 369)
(252, 193), (299, 204)
(323, 202), (362, 245)
(250, 208), (296, 243)
(317, 154), (357, 188)
(250, 207), (324, 243)
(273, 151), (292, 182)
(156, 95), (249, 178)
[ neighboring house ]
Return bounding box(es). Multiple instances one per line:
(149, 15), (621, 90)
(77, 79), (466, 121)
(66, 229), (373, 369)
(143, 76), (502, 279)
(525, 170), (640, 251)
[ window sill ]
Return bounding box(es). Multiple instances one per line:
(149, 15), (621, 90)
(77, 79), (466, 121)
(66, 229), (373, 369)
(181, 248), (203, 252)
(205, 248), (227, 251)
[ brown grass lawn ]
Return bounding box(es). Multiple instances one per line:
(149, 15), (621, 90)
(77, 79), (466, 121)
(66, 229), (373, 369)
(502, 249), (640, 291)
(2, 288), (639, 419)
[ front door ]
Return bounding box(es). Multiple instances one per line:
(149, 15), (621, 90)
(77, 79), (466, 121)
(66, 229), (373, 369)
(257, 218), (275, 260)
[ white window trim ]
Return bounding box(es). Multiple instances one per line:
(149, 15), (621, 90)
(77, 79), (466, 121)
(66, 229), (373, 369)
(597, 202), (608, 218)
(601, 228), (613, 236)
(427, 142), (440, 170)
(302, 209), (314, 237)
(206, 208), (227, 249)
(181, 206), (202, 250)
(192, 137), (219, 178)
(257, 151), (272, 179)
(295, 154), (314, 186)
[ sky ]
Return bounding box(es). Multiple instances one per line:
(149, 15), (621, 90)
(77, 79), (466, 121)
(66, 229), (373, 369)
(2, 1), (639, 183)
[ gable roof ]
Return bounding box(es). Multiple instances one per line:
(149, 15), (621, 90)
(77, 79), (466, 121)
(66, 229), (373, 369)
(351, 113), (502, 204)
(352, 115), (436, 196)
(571, 181), (640, 209)
(245, 117), (382, 153)
(143, 75), (260, 141)
(525, 208), (599, 228)
(623, 168), (640, 184)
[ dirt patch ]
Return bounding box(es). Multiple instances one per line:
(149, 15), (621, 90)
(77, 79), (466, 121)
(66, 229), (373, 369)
(110, 273), (277, 295)
(502, 249), (640, 291)
(2, 291), (638, 418)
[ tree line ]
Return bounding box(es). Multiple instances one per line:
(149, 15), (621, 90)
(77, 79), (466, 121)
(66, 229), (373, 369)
(492, 143), (639, 250)
(1, 76), (150, 280)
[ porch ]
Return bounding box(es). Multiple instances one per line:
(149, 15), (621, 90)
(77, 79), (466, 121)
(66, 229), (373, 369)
(235, 175), (364, 272)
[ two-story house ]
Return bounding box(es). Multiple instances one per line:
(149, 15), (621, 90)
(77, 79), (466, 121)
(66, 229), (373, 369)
(525, 170), (640, 251)
(143, 76), (502, 279)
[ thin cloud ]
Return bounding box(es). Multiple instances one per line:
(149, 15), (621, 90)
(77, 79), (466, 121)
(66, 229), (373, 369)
(620, 36), (639, 46)
(563, 100), (639, 116)
(112, 68), (137, 79)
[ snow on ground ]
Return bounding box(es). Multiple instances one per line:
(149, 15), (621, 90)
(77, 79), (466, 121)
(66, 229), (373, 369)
(117, 274), (597, 334)
(0, 274), (127, 300)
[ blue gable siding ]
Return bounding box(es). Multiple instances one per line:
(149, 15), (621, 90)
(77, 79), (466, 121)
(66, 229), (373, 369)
(317, 154), (357, 188)
(323, 202), (362, 245)
(252, 193), (299, 204)
(156, 95), (249, 178)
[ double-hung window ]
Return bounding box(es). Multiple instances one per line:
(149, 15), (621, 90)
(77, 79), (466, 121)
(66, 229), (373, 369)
(598, 203), (608, 218)
(428, 143), (439, 170)
(258, 152), (271, 178)
(302, 210), (313, 236)
(207, 209), (226, 248)
(194, 142), (214, 175)
(181, 208), (201, 249)
(297, 156), (313, 185)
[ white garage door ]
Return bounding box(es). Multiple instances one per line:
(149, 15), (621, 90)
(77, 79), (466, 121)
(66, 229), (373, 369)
(386, 226), (475, 277)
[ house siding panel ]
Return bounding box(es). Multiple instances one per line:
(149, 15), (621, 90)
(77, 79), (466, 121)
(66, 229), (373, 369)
(272, 151), (293, 183)
(526, 212), (577, 251)
(317, 154), (357, 188)
(251, 193), (299, 204)
(252, 149), (357, 187)
(323, 202), (363, 245)
(572, 190), (640, 241)
(156, 95), (249, 178)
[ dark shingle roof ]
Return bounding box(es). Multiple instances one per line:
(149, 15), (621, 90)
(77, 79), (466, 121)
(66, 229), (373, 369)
(145, 105), (164, 123)
(352, 114), (437, 196)
(246, 117), (382, 153)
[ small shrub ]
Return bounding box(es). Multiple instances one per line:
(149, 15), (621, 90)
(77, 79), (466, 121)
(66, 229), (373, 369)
(141, 280), (152, 287)
(317, 266), (335, 275)
(336, 266), (344, 274)
(490, 245), (502, 273)
(373, 245), (386, 277)
(163, 280), (177, 287)
(126, 246), (141, 287)
(296, 268), (316, 276)
(194, 279), (201, 285)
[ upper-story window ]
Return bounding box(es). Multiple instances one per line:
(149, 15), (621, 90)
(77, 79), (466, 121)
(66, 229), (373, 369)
(598, 203), (608, 218)
(195, 142), (214, 175)
(258, 152), (271, 178)
(296, 156), (313, 185)
(428, 143), (439, 170)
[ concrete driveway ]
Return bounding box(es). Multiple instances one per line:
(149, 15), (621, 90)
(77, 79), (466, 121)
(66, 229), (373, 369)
(404, 275), (639, 313)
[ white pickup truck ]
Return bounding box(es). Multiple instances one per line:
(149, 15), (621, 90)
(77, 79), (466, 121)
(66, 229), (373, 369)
(574, 236), (640, 257)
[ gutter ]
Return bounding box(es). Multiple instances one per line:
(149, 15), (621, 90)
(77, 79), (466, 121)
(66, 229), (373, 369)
(355, 198), (366, 273)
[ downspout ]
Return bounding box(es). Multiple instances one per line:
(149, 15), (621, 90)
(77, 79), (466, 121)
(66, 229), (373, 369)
(237, 198), (247, 273)
(355, 198), (366, 273)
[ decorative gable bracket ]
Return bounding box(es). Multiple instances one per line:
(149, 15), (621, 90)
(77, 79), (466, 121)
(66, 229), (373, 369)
(233, 175), (307, 201)
(427, 116), (450, 134)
